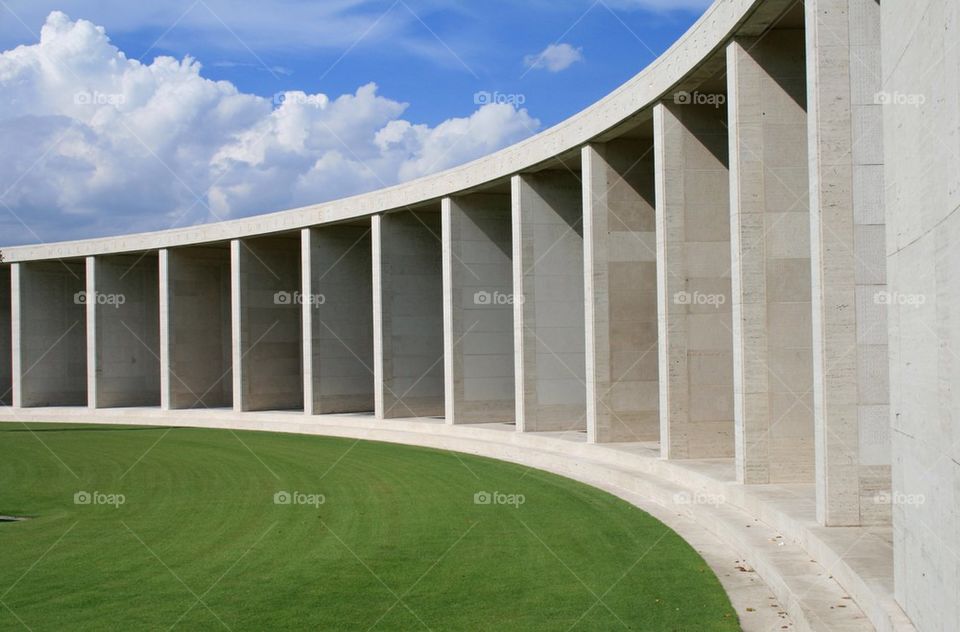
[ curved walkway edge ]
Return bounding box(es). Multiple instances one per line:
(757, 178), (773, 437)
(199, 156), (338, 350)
(0, 407), (916, 632)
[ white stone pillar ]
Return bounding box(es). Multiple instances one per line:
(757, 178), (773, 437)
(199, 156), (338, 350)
(512, 171), (586, 433)
(159, 249), (171, 411)
(373, 210), (445, 419)
(442, 203), (454, 423)
(654, 100), (735, 459)
(307, 224), (375, 414)
(805, 0), (890, 527)
(372, 214), (386, 418)
(583, 141), (659, 443)
(85, 256), (98, 409)
(442, 194), (515, 425)
(301, 228), (315, 415)
(230, 240), (243, 412)
(728, 31), (814, 485)
(10, 263), (22, 409)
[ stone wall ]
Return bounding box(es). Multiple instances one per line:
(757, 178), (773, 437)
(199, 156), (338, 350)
(882, 0), (960, 629)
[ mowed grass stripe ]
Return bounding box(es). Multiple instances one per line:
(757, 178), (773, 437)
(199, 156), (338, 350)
(0, 423), (740, 631)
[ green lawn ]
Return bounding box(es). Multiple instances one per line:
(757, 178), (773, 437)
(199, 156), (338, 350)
(0, 423), (740, 631)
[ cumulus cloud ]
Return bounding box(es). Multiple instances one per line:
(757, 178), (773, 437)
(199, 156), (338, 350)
(523, 43), (584, 72)
(0, 12), (539, 243)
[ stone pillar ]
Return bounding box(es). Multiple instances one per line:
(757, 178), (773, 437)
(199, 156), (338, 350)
(85, 257), (97, 408)
(372, 215), (385, 418)
(10, 264), (21, 408)
(728, 31), (814, 485)
(232, 235), (303, 412)
(442, 193), (515, 425)
(372, 210), (445, 419)
(512, 171), (586, 433)
(13, 260), (87, 407)
(653, 100), (734, 459)
(305, 224), (375, 414)
(164, 246), (232, 409)
(301, 229), (316, 415)
(805, 0), (890, 526)
(0, 266), (11, 406)
(159, 249), (171, 411)
(88, 254), (161, 408)
(583, 141), (659, 443)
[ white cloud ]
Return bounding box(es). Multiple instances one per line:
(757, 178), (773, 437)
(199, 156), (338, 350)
(523, 43), (584, 72)
(377, 103), (540, 181)
(0, 12), (539, 243)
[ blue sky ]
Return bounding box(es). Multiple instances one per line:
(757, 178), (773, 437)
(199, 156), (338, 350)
(0, 0), (709, 244)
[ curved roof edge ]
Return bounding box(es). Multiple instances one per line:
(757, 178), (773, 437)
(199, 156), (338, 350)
(2, 0), (781, 262)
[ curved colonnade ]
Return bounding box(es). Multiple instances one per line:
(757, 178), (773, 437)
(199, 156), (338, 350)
(0, 1), (954, 630)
